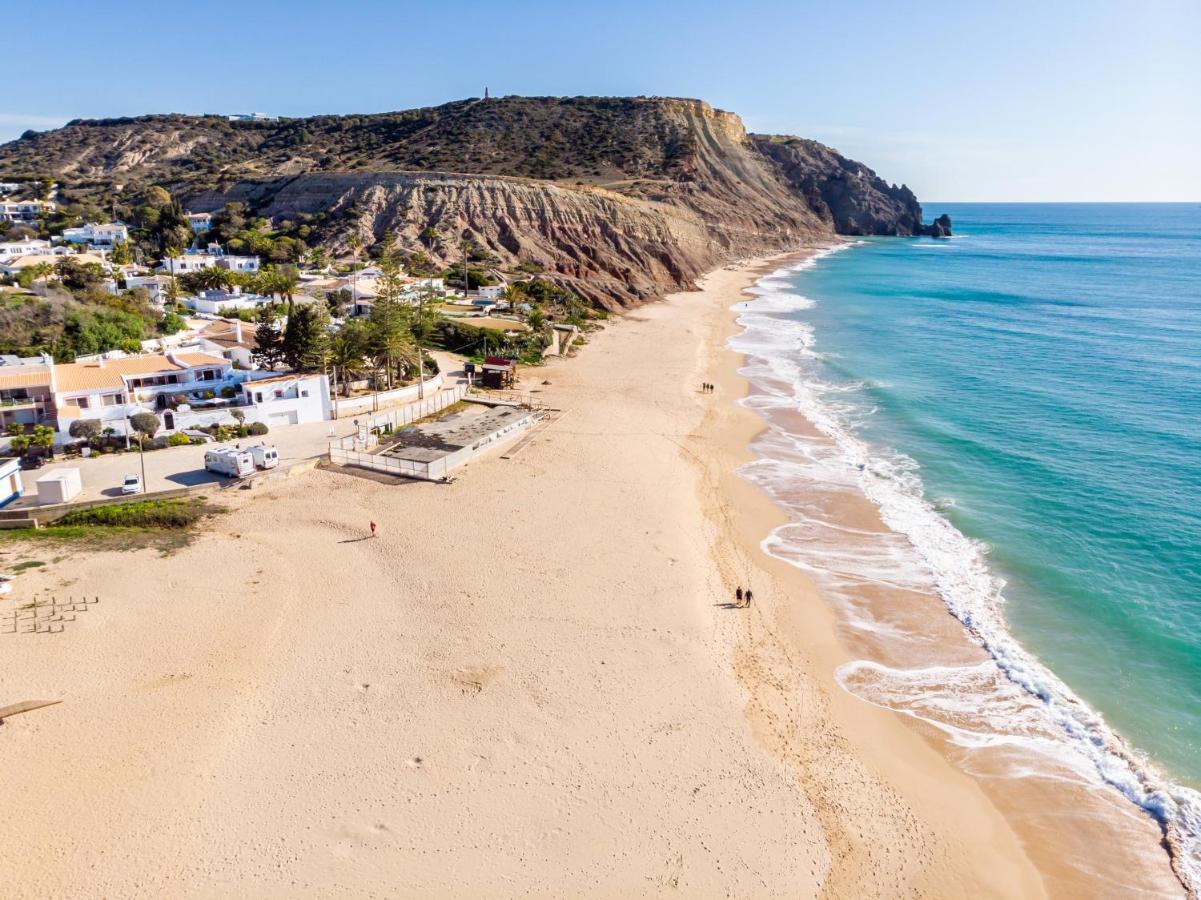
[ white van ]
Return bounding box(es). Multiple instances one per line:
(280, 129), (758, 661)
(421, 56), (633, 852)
(204, 448), (255, 479)
(249, 445), (279, 470)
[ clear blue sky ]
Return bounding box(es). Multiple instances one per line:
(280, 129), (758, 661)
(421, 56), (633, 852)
(4, 0), (1198, 201)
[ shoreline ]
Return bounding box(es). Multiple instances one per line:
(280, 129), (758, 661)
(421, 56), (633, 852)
(710, 250), (1188, 896)
(0, 247), (1178, 896)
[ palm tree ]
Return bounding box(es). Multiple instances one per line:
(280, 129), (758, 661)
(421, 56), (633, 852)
(163, 246), (182, 299)
(347, 233), (362, 307)
(329, 321), (369, 396)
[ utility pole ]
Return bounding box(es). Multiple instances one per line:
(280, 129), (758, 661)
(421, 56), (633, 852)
(138, 432), (147, 491)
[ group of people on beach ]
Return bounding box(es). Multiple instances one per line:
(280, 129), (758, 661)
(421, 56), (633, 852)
(701, 382), (715, 393)
(734, 586), (753, 608)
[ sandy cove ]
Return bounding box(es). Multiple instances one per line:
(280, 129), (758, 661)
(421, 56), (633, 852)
(2, 256), (1054, 897)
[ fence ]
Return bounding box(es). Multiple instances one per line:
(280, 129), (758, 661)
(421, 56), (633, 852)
(327, 390), (538, 482)
(330, 372), (446, 418)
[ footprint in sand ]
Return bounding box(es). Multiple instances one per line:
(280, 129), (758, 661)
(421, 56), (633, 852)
(452, 666), (500, 696)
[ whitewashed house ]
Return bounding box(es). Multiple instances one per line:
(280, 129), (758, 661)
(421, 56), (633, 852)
(59, 222), (129, 248)
(239, 372), (331, 427)
(157, 245), (260, 276)
(186, 212), (212, 233)
(0, 237), (58, 257)
(123, 273), (174, 303)
(0, 200), (55, 222)
(52, 352), (238, 442)
(188, 288), (271, 315)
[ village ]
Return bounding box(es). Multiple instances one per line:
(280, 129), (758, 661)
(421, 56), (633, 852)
(0, 182), (581, 514)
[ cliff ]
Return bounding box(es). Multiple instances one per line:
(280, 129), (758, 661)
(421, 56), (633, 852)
(0, 96), (950, 307)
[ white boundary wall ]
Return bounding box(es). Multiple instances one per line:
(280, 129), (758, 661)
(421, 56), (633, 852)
(330, 372), (445, 418)
(328, 388), (539, 481)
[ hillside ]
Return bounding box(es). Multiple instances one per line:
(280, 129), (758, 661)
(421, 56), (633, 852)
(0, 96), (949, 307)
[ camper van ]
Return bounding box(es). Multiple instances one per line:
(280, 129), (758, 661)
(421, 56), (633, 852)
(204, 448), (255, 479)
(249, 445), (279, 470)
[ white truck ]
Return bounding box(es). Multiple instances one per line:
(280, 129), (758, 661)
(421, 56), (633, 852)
(249, 445), (279, 470)
(204, 448), (255, 479)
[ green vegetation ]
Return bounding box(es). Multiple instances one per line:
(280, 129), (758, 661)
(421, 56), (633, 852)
(12, 560), (45, 571)
(56, 498), (215, 529)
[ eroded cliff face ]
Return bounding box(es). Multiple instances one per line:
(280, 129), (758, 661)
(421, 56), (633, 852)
(189, 170), (827, 310)
(0, 96), (950, 306)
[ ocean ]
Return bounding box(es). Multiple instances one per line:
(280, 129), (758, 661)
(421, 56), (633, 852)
(731, 203), (1201, 888)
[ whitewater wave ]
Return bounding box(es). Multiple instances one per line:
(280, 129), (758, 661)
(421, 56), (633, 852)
(730, 246), (1201, 892)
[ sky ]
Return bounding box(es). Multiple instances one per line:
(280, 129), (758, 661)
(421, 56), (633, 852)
(3, 0), (1199, 202)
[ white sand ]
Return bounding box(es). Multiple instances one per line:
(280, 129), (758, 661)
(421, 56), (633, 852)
(0, 258), (1048, 898)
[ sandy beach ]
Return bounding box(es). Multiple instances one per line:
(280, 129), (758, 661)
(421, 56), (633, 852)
(1, 254), (1155, 897)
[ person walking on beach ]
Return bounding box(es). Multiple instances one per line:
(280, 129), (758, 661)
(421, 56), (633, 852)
(735, 586), (743, 604)
(370, 520), (378, 539)
(744, 589), (753, 608)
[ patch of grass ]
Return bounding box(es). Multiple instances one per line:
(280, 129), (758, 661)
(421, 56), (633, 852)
(56, 499), (216, 529)
(0, 499), (225, 554)
(12, 560), (45, 571)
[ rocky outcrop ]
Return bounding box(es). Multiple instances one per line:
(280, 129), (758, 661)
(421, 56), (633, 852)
(0, 96), (952, 305)
(751, 135), (950, 237)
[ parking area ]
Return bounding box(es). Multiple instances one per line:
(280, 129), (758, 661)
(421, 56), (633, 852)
(16, 417), (353, 504)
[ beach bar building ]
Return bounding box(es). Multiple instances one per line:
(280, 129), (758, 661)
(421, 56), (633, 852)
(480, 356), (516, 389)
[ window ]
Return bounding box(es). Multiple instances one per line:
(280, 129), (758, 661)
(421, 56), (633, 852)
(102, 394), (120, 407)
(77, 397), (89, 409)
(255, 392), (263, 403)
(300, 389), (309, 398)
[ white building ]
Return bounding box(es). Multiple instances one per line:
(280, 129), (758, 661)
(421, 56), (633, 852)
(476, 285), (504, 300)
(0, 456), (24, 507)
(239, 371), (331, 427)
(0, 200), (55, 222)
(219, 254), (259, 273)
(52, 352), (238, 442)
(186, 212), (212, 233)
(123, 273), (174, 303)
(188, 289), (271, 316)
(0, 237), (56, 257)
(195, 320), (258, 369)
(157, 246), (260, 275)
(0, 252), (108, 277)
(59, 222), (129, 248)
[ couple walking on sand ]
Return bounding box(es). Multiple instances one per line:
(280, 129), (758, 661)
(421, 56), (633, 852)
(700, 382), (715, 393)
(734, 586), (753, 608)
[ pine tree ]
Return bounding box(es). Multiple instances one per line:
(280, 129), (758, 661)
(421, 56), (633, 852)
(281, 302), (331, 372)
(368, 252), (415, 389)
(253, 305), (284, 370)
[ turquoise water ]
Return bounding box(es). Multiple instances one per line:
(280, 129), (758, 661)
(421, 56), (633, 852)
(733, 203), (1201, 884)
(796, 204), (1201, 781)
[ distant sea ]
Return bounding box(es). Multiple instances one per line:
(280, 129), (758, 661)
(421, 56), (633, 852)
(731, 204), (1201, 886)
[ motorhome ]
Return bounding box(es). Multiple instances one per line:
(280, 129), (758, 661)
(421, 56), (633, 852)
(204, 448), (255, 479)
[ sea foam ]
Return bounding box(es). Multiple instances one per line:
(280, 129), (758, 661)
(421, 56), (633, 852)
(730, 246), (1201, 891)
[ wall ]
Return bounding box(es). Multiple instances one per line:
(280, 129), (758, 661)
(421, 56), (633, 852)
(329, 372), (444, 418)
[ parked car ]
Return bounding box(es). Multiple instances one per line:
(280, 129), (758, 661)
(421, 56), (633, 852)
(121, 474), (142, 495)
(19, 455), (46, 471)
